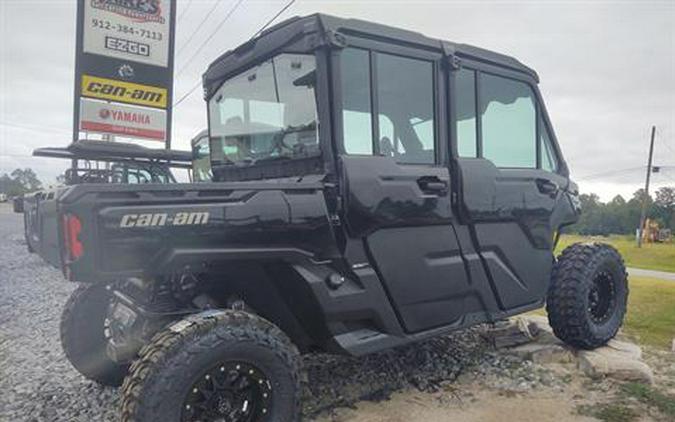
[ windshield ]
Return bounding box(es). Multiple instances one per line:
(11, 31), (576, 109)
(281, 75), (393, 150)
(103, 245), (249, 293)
(208, 54), (319, 167)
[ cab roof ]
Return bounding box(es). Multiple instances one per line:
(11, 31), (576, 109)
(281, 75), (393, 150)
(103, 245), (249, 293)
(203, 13), (538, 96)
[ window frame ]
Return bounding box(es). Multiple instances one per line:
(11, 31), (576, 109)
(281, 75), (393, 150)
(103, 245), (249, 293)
(334, 38), (444, 166)
(450, 60), (563, 174)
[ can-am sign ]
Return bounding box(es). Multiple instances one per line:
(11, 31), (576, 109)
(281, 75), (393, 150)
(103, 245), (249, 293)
(80, 98), (166, 141)
(74, 0), (175, 146)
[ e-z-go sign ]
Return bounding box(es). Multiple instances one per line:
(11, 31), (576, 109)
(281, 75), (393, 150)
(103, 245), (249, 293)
(73, 0), (176, 146)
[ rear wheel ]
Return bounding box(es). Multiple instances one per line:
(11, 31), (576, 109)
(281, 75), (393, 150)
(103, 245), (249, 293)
(121, 310), (302, 422)
(60, 283), (128, 386)
(546, 242), (628, 349)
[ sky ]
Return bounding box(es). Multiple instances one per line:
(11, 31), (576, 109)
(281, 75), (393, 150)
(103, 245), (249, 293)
(0, 0), (673, 201)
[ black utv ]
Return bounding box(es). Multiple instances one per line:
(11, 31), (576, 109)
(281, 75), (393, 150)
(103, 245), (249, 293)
(53, 14), (628, 422)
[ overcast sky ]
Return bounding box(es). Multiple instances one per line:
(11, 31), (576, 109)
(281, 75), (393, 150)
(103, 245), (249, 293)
(1, 0), (673, 200)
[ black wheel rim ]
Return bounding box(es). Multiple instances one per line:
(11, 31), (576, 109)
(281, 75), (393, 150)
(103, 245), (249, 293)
(181, 361), (272, 422)
(588, 270), (616, 324)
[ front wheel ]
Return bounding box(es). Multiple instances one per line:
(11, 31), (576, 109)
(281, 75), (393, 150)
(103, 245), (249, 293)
(121, 310), (302, 422)
(546, 242), (628, 349)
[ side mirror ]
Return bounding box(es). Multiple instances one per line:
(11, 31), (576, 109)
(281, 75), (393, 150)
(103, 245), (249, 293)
(13, 197), (24, 214)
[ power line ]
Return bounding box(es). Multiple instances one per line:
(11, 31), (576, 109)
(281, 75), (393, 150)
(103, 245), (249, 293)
(0, 121), (71, 135)
(175, 0), (246, 78)
(175, 0), (225, 58)
(0, 153), (37, 159)
(659, 173), (675, 183)
(660, 140), (675, 156)
(576, 166), (646, 181)
(251, 0), (296, 39)
(172, 0), (297, 108)
(173, 80), (203, 108)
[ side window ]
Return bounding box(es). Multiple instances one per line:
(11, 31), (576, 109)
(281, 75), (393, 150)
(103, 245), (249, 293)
(376, 53), (435, 164)
(480, 74), (536, 168)
(341, 48), (373, 155)
(539, 115), (559, 173)
(455, 68), (477, 157)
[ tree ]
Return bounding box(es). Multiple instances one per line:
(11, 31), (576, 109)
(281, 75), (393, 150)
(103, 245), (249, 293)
(10, 168), (42, 192)
(565, 187), (675, 235)
(0, 168), (43, 196)
(654, 186), (675, 229)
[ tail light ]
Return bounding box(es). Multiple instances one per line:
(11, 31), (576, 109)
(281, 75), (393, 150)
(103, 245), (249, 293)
(63, 214), (83, 261)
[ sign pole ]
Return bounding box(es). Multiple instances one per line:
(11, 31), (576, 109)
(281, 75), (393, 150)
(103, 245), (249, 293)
(166, 0), (176, 149)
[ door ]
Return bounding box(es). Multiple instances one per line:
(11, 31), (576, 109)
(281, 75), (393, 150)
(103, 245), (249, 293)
(452, 66), (571, 311)
(337, 47), (472, 333)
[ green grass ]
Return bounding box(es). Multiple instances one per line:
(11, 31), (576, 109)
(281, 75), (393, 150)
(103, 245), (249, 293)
(532, 276), (675, 350)
(556, 234), (675, 273)
(622, 277), (675, 349)
(575, 383), (675, 422)
(576, 403), (639, 422)
(620, 382), (675, 417)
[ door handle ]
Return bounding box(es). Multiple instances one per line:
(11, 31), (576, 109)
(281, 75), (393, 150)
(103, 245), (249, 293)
(417, 176), (448, 195)
(536, 178), (559, 197)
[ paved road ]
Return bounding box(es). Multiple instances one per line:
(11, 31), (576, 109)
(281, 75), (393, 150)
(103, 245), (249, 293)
(628, 267), (675, 282)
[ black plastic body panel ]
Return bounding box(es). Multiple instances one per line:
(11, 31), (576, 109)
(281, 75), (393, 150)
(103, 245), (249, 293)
(58, 179), (339, 281)
(22, 189), (65, 268)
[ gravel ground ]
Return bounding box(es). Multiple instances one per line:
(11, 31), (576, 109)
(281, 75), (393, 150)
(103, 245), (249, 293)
(0, 205), (552, 421)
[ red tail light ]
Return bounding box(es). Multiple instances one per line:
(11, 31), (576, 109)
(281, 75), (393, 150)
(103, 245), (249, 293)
(63, 214), (83, 260)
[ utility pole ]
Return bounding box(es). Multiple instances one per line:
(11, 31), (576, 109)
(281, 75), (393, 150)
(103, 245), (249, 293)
(637, 126), (656, 248)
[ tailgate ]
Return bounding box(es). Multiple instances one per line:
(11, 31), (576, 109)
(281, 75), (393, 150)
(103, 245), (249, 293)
(57, 182), (335, 282)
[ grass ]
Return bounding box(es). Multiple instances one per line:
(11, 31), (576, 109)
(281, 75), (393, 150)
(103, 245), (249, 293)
(622, 277), (675, 349)
(576, 403), (639, 422)
(575, 382), (675, 422)
(532, 276), (675, 350)
(620, 382), (675, 417)
(556, 234), (675, 273)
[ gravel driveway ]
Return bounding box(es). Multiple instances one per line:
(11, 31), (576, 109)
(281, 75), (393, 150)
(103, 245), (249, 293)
(0, 205), (489, 421)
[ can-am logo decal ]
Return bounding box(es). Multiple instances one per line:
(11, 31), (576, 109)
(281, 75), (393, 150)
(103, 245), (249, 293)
(119, 212), (210, 228)
(91, 0), (165, 24)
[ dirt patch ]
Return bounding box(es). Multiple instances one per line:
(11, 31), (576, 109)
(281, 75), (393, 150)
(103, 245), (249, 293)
(315, 381), (598, 422)
(311, 329), (675, 422)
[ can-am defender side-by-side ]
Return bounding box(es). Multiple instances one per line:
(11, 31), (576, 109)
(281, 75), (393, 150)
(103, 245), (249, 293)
(52, 14), (628, 422)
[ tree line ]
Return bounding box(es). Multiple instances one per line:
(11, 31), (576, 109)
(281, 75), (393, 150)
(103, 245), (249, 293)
(569, 186), (675, 236)
(0, 168), (43, 197)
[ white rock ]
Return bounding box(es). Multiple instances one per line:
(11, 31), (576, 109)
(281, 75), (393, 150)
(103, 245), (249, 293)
(604, 339), (643, 360)
(577, 349), (653, 384)
(671, 338), (675, 353)
(508, 343), (574, 364)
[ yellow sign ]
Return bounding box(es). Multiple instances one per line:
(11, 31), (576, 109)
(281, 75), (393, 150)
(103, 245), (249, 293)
(81, 75), (167, 109)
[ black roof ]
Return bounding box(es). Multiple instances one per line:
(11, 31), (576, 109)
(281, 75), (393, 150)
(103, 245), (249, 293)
(33, 140), (192, 166)
(204, 13), (537, 94)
